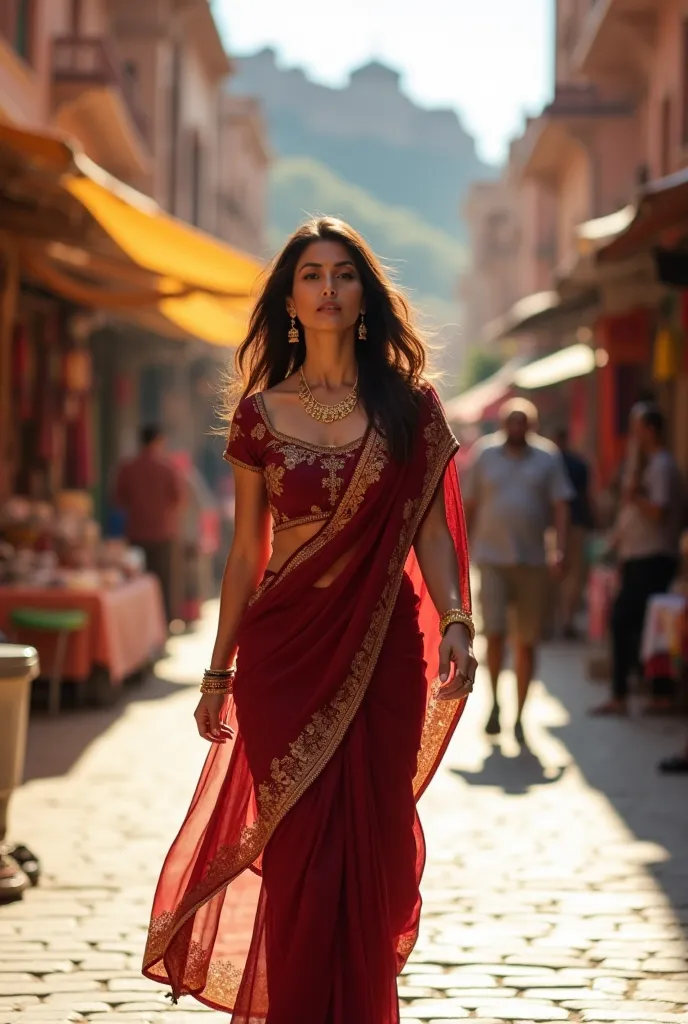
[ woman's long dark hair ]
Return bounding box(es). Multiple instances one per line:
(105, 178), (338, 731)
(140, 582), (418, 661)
(227, 217), (428, 461)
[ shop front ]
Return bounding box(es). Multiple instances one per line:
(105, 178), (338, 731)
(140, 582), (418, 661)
(0, 122), (262, 704)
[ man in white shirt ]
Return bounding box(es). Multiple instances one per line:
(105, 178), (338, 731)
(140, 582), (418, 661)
(591, 407), (682, 715)
(462, 399), (573, 744)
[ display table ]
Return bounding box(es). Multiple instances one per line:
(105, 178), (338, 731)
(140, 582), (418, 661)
(0, 575), (166, 686)
(641, 592), (688, 685)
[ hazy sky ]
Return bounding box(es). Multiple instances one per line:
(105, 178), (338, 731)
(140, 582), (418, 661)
(214, 0), (554, 165)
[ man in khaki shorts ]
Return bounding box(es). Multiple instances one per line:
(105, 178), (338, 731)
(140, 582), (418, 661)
(462, 399), (572, 744)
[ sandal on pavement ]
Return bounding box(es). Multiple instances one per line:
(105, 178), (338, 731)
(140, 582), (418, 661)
(589, 700), (628, 717)
(0, 853), (29, 903)
(6, 844), (40, 887)
(658, 755), (688, 775)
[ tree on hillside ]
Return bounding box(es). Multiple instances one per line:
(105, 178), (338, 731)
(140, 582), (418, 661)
(460, 347), (504, 391)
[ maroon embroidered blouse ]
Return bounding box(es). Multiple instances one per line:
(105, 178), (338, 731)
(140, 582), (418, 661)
(223, 393), (368, 534)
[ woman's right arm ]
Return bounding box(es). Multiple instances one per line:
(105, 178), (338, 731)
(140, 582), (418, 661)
(194, 464), (272, 742)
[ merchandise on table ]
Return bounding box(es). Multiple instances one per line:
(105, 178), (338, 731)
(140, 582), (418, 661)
(0, 494), (145, 589)
(641, 592), (688, 685)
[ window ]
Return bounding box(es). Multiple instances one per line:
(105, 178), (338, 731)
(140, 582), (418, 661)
(168, 43), (182, 214)
(0, 0), (34, 63)
(70, 0), (82, 35)
(190, 130), (203, 228)
(661, 95), (672, 177)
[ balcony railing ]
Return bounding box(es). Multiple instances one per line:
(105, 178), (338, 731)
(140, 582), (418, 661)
(52, 36), (149, 144)
(544, 83), (633, 119)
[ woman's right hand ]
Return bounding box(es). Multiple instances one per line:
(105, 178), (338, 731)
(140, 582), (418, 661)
(194, 694), (234, 744)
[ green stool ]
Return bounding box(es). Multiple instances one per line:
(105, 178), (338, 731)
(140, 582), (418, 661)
(10, 608), (88, 716)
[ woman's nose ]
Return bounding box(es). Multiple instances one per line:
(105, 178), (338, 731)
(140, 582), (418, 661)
(322, 280), (336, 296)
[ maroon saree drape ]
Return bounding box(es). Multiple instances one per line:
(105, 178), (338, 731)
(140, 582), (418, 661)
(142, 386), (471, 1023)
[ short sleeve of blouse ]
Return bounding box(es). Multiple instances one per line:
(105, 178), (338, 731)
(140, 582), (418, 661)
(420, 383), (459, 448)
(223, 397), (264, 473)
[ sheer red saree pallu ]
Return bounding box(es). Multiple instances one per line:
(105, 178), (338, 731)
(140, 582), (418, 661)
(142, 388), (472, 1024)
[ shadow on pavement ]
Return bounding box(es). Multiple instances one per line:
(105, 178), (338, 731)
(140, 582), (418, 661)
(541, 643), (688, 921)
(22, 668), (195, 782)
(455, 638), (688, 928)
(451, 744), (566, 795)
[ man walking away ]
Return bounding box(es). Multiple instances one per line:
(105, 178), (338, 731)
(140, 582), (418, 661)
(555, 428), (594, 639)
(591, 407), (682, 716)
(463, 399), (573, 745)
(114, 426), (185, 624)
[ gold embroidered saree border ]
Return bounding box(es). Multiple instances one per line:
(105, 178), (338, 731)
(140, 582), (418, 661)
(144, 427), (391, 983)
(412, 399), (466, 800)
(143, 411), (460, 1008)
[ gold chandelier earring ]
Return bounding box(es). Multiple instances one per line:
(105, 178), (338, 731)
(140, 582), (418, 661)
(357, 313), (367, 341)
(288, 314), (299, 344)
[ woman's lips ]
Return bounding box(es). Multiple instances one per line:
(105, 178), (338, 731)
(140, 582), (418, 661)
(317, 303), (342, 312)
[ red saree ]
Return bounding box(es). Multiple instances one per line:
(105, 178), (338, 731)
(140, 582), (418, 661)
(142, 386), (471, 1023)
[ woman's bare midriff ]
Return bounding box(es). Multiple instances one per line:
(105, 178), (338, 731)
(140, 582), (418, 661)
(267, 522), (360, 588)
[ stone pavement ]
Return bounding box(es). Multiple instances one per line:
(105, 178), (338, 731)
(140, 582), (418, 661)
(1, 602), (688, 1024)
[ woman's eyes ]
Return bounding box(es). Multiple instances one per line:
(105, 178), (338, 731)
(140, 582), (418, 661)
(302, 271), (357, 281)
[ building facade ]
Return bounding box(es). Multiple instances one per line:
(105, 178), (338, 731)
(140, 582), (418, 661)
(0, 0), (269, 250)
(217, 94), (270, 257)
(0, 0), (269, 511)
(464, 0), (688, 479)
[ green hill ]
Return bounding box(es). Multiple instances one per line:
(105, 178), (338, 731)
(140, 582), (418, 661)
(269, 157), (468, 311)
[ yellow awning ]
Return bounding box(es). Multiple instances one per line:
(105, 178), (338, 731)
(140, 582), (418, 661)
(514, 344), (600, 389)
(67, 155), (262, 298)
(160, 292), (254, 347)
(0, 123), (263, 346)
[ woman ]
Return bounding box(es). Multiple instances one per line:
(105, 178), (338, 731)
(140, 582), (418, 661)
(143, 218), (476, 1024)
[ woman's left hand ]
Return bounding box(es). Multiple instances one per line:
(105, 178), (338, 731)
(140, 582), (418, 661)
(437, 623), (477, 701)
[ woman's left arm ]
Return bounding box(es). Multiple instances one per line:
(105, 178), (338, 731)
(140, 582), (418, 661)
(414, 484), (477, 701)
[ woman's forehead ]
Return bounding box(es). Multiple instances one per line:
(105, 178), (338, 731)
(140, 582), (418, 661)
(296, 240), (355, 270)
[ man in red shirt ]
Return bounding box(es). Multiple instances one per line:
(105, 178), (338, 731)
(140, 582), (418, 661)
(114, 426), (185, 623)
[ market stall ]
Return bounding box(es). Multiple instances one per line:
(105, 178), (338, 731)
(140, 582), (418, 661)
(0, 576), (165, 688)
(0, 494), (166, 708)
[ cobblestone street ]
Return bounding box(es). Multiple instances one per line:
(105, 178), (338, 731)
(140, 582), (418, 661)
(2, 604), (688, 1024)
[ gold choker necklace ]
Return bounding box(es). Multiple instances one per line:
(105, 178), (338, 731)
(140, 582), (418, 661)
(298, 367), (359, 423)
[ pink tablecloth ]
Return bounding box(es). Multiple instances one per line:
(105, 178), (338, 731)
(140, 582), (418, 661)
(0, 575), (167, 685)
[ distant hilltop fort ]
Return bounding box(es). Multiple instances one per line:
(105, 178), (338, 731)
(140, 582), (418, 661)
(230, 48), (495, 236)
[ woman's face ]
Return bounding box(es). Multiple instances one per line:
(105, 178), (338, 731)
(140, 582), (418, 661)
(288, 240), (364, 335)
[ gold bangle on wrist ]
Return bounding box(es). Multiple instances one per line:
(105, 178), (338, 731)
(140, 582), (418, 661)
(200, 681), (233, 695)
(439, 609), (475, 643)
(200, 667), (235, 695)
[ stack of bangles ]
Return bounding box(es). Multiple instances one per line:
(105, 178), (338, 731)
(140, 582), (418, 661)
(439, 609), (475, 643)
(200, 667), (236, 695)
